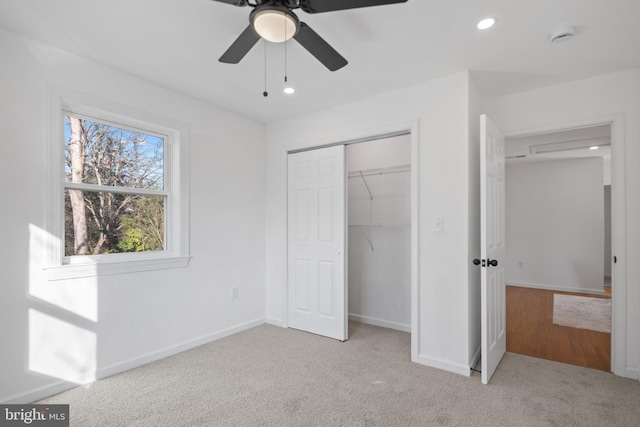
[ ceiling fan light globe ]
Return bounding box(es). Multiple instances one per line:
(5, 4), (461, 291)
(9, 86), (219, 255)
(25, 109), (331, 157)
(252, 10), (298, 43)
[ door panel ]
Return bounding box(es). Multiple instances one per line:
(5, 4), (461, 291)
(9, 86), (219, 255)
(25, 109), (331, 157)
(318, 261), (334, 317)
(481, 114), (507, 384)
(294, 259), (310, 312)
(318, 188), (334, 241)
(288, 145), (347, 341)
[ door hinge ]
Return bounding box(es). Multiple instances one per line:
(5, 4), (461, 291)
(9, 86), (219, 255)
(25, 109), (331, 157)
(614, 255), (617, 263)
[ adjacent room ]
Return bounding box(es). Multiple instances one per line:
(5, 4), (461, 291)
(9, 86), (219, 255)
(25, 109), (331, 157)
(504, 126), (613, 371)
(1, 0), (639, 425)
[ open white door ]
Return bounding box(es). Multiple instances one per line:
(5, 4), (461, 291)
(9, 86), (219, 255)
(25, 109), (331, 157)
(480, 114), (506, 384)
(288, 145), (347, 341)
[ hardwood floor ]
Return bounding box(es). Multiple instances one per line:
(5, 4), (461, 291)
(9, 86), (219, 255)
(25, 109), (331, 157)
(506, 285), (611, 371)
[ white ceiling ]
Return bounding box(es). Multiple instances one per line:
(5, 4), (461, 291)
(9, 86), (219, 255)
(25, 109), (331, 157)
(0, 0), (639, 123)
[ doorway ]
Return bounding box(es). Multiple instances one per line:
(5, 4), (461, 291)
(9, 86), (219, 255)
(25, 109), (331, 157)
(504, 124), (613, 371)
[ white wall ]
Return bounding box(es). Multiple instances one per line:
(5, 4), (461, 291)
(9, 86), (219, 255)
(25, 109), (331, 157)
(485, 69), (640, 379)
(0, 28), (266, 403)
(506, 158), (605, 294)
(265, 72), (481, 376)
(467, 79), (482, 367)
(347, 136), (411, 332)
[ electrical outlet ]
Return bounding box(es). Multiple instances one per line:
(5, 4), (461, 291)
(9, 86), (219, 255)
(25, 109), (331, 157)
(232, 287), (239, 299)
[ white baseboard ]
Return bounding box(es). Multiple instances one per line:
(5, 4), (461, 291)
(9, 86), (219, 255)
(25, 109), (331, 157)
(265, 316), (287, 328)
(623, 367), (639, 381)
(2, 381), (77, 405)
(1, 317), (265, 404)
(348, 313), (410, 333)
(97, 317), (265, 380)
(469, 346), (481, 371)
(508, 281), (605, 295)
(417, 354), (471, 377)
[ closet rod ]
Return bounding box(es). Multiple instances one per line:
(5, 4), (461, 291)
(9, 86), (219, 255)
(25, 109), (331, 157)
(348, 164), (410, 179)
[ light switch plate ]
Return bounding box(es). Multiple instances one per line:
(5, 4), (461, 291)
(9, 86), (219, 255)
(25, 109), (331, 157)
(433, 217), (444, 232)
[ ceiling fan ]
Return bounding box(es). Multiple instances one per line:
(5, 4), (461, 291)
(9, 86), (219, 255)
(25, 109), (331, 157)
(212, 0), (408, 71)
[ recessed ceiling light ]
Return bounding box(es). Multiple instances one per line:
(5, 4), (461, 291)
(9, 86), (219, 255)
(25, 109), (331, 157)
(590, 146), (599, 150)
(284, 87), (295, 95)
(477, 18), (495, 30)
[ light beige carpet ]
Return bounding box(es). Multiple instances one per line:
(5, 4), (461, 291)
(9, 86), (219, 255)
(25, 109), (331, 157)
(38, 322), (639, 426)
(553, 294), (612, 333)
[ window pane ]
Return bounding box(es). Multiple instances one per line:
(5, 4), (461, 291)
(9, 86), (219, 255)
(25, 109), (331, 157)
(64, 115), (164, 190)
(65, 190), (165, 256)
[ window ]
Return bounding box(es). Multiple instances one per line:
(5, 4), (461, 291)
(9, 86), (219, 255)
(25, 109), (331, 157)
(64, 114), (167, 256)
(45, 89), (190, 280)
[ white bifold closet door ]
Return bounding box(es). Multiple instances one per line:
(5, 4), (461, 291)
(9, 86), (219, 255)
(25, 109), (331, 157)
(287, 145), (347, 341)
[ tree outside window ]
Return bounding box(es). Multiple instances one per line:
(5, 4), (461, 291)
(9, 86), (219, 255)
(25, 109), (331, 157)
(64, 114), (166, 256)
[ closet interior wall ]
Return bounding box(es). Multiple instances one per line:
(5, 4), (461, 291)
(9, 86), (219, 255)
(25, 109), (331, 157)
(347, 135), (411, 332)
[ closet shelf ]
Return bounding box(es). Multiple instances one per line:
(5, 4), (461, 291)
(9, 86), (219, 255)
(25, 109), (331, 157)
(348, 164), (410, 204)
(347, 164), (411, 178)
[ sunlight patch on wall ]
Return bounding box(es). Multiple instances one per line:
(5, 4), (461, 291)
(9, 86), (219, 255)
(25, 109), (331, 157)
(29, 224), (98, 322)
(29, 310), (97, 385)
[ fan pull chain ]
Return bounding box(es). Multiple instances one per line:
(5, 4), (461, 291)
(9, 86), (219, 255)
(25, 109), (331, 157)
(263, 39), (268, 97)
(284, 11), (288, 84)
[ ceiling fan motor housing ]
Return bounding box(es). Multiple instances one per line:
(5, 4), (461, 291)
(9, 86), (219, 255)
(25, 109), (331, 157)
(250, 3), (301, 42)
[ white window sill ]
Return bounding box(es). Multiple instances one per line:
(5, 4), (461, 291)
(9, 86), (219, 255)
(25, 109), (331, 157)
(44, 256), (191, 281)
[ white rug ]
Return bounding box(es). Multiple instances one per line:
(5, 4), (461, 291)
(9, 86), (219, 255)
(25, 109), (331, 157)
(553, 294), (611, 333)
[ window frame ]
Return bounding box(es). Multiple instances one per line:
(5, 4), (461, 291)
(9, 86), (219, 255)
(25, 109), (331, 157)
(45, 87), (190, 280)
(62, 111), (170, 257)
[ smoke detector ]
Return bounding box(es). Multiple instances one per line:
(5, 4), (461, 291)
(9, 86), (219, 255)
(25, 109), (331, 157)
(549, 26), (576, 43)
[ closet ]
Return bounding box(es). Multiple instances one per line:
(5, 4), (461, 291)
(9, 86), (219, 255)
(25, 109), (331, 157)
(347, 135), (411, 332)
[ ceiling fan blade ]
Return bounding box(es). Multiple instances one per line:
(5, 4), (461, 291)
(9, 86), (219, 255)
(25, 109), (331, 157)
(300, 0), (407, 13)
(293, 22), (347, 71)
(219, 25), (261, 64)
(209, 0), (249, 6)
